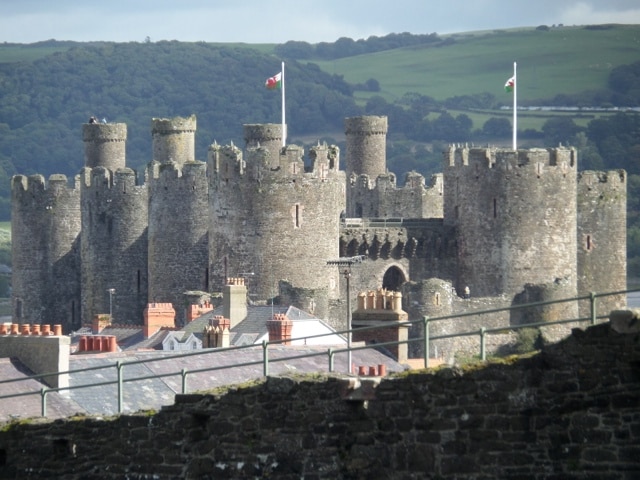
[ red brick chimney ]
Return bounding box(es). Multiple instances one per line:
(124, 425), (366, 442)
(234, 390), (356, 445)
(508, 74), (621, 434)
(187, 300), (214, 323)
(143, 303), (176, 338)
(266, 313), (293, 345)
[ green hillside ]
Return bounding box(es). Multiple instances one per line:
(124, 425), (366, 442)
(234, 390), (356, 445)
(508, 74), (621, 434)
(311, 25), (640, 104)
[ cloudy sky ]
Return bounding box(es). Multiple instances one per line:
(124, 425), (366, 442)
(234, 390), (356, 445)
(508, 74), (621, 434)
(1, 0), (639, 44)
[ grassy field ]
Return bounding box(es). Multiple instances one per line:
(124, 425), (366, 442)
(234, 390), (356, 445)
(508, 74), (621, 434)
(312, 25), (640, 103)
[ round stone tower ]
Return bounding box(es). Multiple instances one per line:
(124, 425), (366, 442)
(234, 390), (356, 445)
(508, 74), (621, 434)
(11, 174), (82, 332)
(344, 115), (388, 217)
(344, 115), (388, 179)
(243, 123), (284, 168)
(80, 167), (148, 325)
(209, 137), (345, 318)
(147, 160), (209, 326)
(577, 169), (627, 317)
(83, 122), (127, 170)
(151, 115), (196, 165)
(443, 146), (579, 300)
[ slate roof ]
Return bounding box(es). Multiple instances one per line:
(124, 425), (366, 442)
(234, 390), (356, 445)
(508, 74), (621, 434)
(70, 325), (173, 352)
(184, 304), (345, 346)
(0, 346), (406, 422)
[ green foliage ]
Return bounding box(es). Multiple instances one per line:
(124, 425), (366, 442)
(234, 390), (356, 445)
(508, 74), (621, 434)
(514, 328), (543, 354)
(0, 41), (360, 188)
(275, 32), (443, 60)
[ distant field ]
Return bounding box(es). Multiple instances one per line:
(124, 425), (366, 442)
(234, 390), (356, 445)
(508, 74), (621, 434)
(445, 108), (617, 131)
(0, 44), (71, 64)
(312, 25), (640, 103)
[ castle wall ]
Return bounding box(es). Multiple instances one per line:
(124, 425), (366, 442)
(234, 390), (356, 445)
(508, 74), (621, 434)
(10, 175), (81, 331)
(349, 172), (444, 219)
(209, 141), (344, 314)
(151, 115), (196, 165)
(2, 323), (638, 479)
(82, 122), (127, 170)
(577, 170), (627, 317)
(80, 167), (148, 325)
(444, 146), (579, 299)
(148, 161), (209, 326)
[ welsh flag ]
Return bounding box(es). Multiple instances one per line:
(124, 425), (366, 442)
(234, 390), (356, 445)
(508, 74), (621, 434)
(265, 72), (282, 90)
(504, 76), (515, 93)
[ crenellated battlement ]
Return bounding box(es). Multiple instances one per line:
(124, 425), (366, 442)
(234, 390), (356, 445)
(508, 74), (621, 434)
(344, 116), (388, 136)
(445, 145), (577, 172)
(11, 174), (80, 197)
(82, 122), (127, 143)
(578, 169), (627, 190)
(151, 115), (197, 135)
(309, 142), (340, 172)
(211, 140), (343, 185)
(80, 166), (141, 191)
(348, 171), (444, 218)
(148, 159), (207, 182)
(208, 142), (244, 179)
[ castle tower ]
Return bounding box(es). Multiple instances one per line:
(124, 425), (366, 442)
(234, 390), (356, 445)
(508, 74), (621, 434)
(80, 167), (148, 325)
(11, 174), (82, 332)
(151, 115), (196, 166)
(577, 170), (627, 316)
(243, 123), (283, 167)
(443, 146), (578, 299)
(83, 122), (127, 170)
(344, 115), (388, 216)
(209, 136), (345, 318)
(147, 160), (209, 326)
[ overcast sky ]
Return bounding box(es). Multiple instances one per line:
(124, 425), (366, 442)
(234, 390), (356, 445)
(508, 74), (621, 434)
(1, 0), (639, 44)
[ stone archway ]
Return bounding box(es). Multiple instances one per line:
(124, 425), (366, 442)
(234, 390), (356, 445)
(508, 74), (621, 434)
(382, 265), (406, 291)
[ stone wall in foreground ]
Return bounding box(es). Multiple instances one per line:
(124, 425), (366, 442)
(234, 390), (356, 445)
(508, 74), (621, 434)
(0, 315), (639, 479)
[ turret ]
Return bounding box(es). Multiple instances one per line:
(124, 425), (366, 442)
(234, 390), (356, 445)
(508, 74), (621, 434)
(243, 123), (284, 168)
(82, 122), (127, 170)
(151, 115), (196, 165)
(344, 115), (388, 216)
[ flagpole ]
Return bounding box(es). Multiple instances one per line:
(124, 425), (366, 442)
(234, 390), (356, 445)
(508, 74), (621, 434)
(513, 61), (517, 150)
(281, 61), (286, 147)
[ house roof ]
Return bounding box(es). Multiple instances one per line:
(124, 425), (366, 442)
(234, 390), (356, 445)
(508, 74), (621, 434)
(183, 304), (344, 346)
(70, 326), (174, 352)
(0, 346), (407, 421)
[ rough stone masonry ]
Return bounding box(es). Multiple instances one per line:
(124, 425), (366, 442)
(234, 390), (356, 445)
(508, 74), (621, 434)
(0, 311), (639, 479)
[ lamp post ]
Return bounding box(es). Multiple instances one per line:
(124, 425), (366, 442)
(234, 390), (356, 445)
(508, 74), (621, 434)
(327, 255), (366, 373)
(107, 288), (115, 321)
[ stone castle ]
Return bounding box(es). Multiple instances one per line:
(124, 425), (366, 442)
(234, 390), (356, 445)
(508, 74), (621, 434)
(10, 114), (627, 356)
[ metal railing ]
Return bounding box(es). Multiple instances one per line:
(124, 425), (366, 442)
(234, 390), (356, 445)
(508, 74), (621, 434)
(0, 287), (634, 418)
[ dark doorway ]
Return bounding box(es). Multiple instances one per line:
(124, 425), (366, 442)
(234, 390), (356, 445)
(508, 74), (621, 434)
(382, 266), (406, 291)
